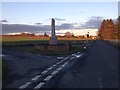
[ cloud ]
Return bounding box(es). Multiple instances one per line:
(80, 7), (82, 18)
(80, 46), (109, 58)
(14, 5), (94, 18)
(54, 18), (66, 21)
(80, 16), (104, 29)
(34, 23), (42, 25)
(56, 23), (74, 30)
(1, 20), (8, 22)
(2, 24), (51, 35)
(1, 16), (105, 35)
(2, 23), (74, 35)
(112, 18), (117, 24)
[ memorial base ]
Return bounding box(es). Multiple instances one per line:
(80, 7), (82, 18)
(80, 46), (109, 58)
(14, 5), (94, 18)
(49, 36), (58, 45)
(34, 43), (70, 52)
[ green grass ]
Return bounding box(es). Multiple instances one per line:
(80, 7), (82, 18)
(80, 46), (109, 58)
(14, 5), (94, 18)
(1, 37), (49, 42)
(12, 45), (83, 55)
(2, 39), (94, 55)
(2, 40), (87, 47)
(2, 60), (9, 80)
(2, 40), (49, 46)
(104, 40), (120, 49)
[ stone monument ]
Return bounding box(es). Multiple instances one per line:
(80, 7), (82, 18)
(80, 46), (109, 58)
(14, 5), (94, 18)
(49, 18), (58, 45)
(34, 18), (70, 53)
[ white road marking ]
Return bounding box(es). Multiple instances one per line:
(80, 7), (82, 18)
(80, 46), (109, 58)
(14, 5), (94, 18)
(60, 60), (64, 62)
(34, 82), (45, 89)
(41, 70), (48, 74)
(19, 82), (31, 89)
(47, 67), (53, 70)
(44, 75), (53, 81)
(64, 61), (69, 65)
(53, 64), (57, 67)
(56, 67), (62, 71)
(64, 57), (69, 60)
(51, 70), (59, 75)
(0, 54), (5, 57)
(56, 62), (61, 65)
(72, 54), (75, 56)
(76, 54), (82, 58)
(71, 57), (75, 60)
(31, 75), (41, 81)
(57, 57), (64, 60)
(84, 46), (86, 49)
(77, 52), (80, 54)
(25, 82), (31, 85)
(61, 64), (66, 67)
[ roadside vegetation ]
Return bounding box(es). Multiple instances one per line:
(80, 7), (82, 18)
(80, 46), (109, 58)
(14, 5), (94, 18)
(104, 39), (120, 49)
(2, 59), (9, 80)
(2, 40), (91, 55)
(97, 16), (120, 48)
(1, 32), (95, 55)
(2, 36), (94, 55)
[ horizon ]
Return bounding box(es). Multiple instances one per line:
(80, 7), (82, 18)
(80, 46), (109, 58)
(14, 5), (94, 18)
(1, 2), (118, 36)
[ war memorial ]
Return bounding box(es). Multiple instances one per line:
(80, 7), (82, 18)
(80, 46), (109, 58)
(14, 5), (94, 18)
(35, 18), (70, 52)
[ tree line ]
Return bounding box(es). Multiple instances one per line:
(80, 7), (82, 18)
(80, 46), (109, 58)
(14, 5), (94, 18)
(98, 16), (120, 40)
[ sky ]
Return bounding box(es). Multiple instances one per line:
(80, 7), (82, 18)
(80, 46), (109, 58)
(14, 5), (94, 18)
(1, 2), (118, 36)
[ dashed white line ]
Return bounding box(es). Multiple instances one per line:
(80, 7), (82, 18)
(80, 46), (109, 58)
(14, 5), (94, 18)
(60, 60), (64, 63)
(31, 75), (41, 81)
(51, 70), (59, 75)
(56, 67), (62, 71)
(64, 61), (69, 65)
(41, 70), (48, 74)
(34, 82), (45, 89)
(61, 64), (66, 68)
(47, 67), (53, 70)
(64, 57), (69, 60)
(19, 82), (31, 89)
(56, 62), (61, 65)
(53, 64), (57, 67)
(76, 54), (82, 58)
(77, 52), (80, 54)
(72, 54), (75, 56)
(71, 57), (75, 60)
(44, 75), (53, 81)
(19, 55), (81, 89)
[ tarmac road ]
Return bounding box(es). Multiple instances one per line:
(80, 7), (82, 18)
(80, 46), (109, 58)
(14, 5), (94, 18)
(2, 40), (118, 88)
(51, 40), (118, 88)
(2, 48), (59, 88)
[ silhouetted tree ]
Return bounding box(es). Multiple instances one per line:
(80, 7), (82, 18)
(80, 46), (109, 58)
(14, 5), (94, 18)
(44, 32), (49, 37)
(87, 32), (89, 38)
(98, 19), (115, 40)
(64, 32), (72, 38)
(114, 16), (120, 39)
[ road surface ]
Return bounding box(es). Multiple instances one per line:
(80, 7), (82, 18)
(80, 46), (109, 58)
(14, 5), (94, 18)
(2, 40), (118, 88)
(52, 40), (118, 88)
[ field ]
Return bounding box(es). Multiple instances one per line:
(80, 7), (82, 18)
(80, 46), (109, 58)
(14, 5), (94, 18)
(1, 36), (94, 55)
(2, 40), (89, 55)
(1, 35), (94, 42)
(1, 36), (92, 46)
